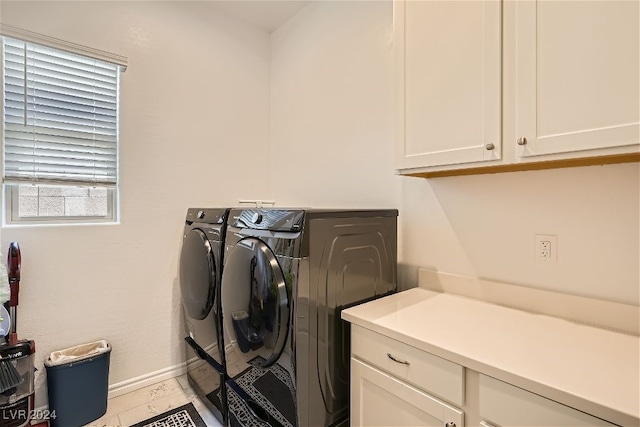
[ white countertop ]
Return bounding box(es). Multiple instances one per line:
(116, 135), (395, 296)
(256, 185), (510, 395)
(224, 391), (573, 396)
(342, 288), (640, 426)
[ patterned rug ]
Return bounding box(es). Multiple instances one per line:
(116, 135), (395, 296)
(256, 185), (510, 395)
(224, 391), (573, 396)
(129, 403), (207, 427)
(208, 357), (296, 427)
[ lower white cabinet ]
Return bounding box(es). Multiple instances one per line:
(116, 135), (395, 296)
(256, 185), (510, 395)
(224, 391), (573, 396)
(349, 325), (465, 426)
(351, 357), (464, 427)
(350, 324), (464, 406)
(344, 289), (637, 427)
(347, 326), (621, 427)
(479, 375), (617, 427)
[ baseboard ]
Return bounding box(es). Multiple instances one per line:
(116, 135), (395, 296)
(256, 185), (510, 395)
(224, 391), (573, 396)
(107, 362), (187, 399)
(418, 268), (640, 336)
(33, 362), (188, 414)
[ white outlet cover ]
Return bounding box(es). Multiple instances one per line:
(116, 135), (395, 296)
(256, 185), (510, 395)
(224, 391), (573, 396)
(535, 234), (557, 264)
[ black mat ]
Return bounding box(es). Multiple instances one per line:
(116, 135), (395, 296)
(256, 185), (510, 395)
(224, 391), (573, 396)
(252, 371), (295, 425)
(128, 402), (206, 427)
(210, 357), (296, 427)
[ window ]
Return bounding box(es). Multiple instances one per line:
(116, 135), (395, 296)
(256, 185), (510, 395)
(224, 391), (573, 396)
(1, 36), (121, 224)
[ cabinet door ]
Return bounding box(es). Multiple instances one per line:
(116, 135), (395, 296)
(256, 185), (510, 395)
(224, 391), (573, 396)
(479, 375), (618, 427)
(516, 0), (640, 158)
(395, 0), (502, 170)
(351, 358), (464, 427)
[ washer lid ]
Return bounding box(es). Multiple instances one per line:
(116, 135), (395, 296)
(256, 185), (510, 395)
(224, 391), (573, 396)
(222, 237), (289, 368)
(180, 229), (217, 320)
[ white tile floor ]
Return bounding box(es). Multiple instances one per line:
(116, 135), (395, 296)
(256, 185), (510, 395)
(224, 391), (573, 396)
(86, 375), (224, 427)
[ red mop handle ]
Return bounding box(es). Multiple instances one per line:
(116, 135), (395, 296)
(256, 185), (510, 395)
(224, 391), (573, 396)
(7, 242), (20, 307)
(7, 242), (20, 345)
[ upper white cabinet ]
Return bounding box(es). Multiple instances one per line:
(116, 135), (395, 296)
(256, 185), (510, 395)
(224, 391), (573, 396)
(394, 0), (502, 170)
(396, 0), (640, 176)
(516, 0), (640, 159)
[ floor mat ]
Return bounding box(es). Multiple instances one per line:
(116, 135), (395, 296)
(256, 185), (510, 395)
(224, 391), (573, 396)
(128, 402), (207, 427)
(251, 371), (296, 425)
(208, 357), (296, 427)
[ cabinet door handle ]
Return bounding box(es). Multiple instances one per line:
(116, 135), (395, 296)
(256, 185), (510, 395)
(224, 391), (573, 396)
(517, 137), (527, 146)
(485, 143), (495, 150)
(387, 353), (410, 365)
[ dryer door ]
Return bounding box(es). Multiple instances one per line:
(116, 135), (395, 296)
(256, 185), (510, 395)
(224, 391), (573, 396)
(221, 237), (290, 368)
(180, 228), (217, 321)
(180, 228), (227, 423)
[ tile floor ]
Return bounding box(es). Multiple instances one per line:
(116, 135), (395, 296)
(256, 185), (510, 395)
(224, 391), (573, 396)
(86, 375), (224, 427)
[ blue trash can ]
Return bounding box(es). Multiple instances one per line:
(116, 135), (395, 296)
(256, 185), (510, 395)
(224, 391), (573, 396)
(45, 340), (111, 427)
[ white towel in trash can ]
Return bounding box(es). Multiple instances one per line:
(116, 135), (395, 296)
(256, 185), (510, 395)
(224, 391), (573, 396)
(45, 340), (110, 366)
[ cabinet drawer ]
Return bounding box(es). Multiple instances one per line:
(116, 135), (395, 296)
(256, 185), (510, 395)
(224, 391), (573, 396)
(479, 374), (617, 427)
(351, 325), (464, 405)
(351, 357), (464, 427)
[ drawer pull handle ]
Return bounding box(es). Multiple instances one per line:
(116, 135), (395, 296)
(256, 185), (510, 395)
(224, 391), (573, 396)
(387, 353), (410, 365)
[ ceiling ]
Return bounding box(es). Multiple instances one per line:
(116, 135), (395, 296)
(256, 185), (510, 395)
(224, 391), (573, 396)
(209, 1), (311, 32)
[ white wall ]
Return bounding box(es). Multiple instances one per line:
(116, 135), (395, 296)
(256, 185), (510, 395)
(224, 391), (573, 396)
(270, 1), (402, 209)
(270, 1), (640, 305)
(0, 0), (271, 406)
(400, 164), (640, 303)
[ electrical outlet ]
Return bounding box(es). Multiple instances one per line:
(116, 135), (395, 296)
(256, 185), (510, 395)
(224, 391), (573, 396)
(540, 240), (551, 258)
(535, 234), (557, 264)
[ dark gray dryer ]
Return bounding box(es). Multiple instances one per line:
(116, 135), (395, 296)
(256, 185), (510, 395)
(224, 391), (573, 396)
(220, 208), (397, 427)
(179, 208), (230, 424)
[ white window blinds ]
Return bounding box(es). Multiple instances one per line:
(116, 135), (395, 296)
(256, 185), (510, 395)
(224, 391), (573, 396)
(2, 37), (120, 187)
